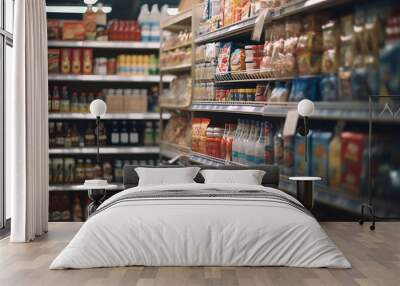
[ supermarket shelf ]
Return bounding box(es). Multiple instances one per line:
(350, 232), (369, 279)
(195, 0), (353, 44)
(48, 74), (174, 83)
(195, 15), (258, 44)
(159, 142), (399, 216)
(161, 41), (192, 52)
(160, 64), (192, 74)
(160, 104), (192, 110)
(191, 101), (265, 115)
(279, 175), (400, 217)
(161, 9), (192, 30)
(190, 101), (400, 123)
(49, 146), (160, 155)
(48, 40), (160, 50)
(49, 183), (125, 192)
(160, 141), (191, 159)
(49, 112), (171, 120)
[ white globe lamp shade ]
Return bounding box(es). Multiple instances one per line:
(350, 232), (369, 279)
(90, 99), (107, 118)
(297, 99), (315, 117)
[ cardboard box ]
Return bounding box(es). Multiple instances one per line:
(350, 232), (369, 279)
(106, 95), (124, 113)
(62, 21), (85, 40)
(124, 95), (147, 113)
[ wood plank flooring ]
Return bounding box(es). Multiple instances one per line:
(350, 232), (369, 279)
(0, 222), (399, 286)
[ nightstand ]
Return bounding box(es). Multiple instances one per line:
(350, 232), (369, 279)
(289, 176), (321, 210)
(77, 181), (118, 217)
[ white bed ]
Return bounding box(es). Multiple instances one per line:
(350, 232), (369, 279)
(50, 183), (351, 269)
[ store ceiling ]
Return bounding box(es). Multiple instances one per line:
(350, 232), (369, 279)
(46, 0), (180, 19)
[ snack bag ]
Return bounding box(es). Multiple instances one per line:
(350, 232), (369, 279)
(48, 49), (60, 74)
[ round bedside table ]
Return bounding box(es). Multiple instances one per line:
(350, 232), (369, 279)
(289, 176), (321, 210)
(76, 183), (119, 217)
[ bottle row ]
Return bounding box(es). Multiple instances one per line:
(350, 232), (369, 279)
(48, 86), (159, 114)
(50, 158), (159, 185)
(49, 121), (160, 148)
(48, 48), (159, 76)
(191, 117), (399, 197)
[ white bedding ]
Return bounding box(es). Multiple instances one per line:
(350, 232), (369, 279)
(50, 183), (351, 269)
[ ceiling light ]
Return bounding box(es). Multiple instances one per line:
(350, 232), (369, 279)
(84, 0), (98, 5)
(46, 5), (112, 14)
(167, 8), (179, 16)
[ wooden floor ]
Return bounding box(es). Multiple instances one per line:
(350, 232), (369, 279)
(0, 222), (399, 286)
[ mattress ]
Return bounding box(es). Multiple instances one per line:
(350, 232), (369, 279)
(50, 183), (351, 269)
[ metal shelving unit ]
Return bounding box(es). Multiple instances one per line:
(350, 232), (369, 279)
(49, 112), (171, 120)
(160, 64), (192, 74)
(48, 40), (160, 50)
(191, 101), (400, 123)
(48, 74), (174, 83)
(49, 146), (160, 155)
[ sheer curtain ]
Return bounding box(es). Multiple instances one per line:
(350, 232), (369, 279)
(9, 0), (49, 242)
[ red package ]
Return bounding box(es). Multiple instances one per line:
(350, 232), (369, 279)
(341, 132), (366, 193)
(48, 20), (61, 40)
(61, 49), (72, 74)
(48, 49), (60, 74)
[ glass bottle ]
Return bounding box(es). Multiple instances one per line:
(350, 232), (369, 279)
(246, 121), (259, 165)
(110, 121), (120, 145)
(274, 124), (284, 166)
(52, 86), (60, 113)
(84, 124), (95, 147)
(64, 123), (72, 148)
(70, 92), (79, 113)
(232, 119), (242, 162)
(71, 124), (80, 147)
(255, 122), (266, 165)
(120, 121), (129, 145)
(264, 122), (274, 164)
(129, 121), (140, 146)
(79, 92), (87, 113)
(55, 122), (64, 147)
(49, 122), (56, 148)
(60, 86), (70, 112)
(144, 122), (154, 146)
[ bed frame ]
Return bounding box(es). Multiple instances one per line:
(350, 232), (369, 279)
(123, 165), (280, 189)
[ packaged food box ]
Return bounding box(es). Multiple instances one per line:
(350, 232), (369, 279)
(61, 49), (72, 74)
(47, 20), (61, 40)
(106, 94), (124, 113)
(48, 49), (60, 74)
(311, 131), (332, 183)
(341, 132), (367, 193)
(124, 95), (147, 113)
(62, 21), (85, 40)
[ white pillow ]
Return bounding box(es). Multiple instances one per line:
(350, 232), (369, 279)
(135, 167), (201, 186)
(200, 169), (266, 185)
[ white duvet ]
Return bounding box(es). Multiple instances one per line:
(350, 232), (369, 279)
(50, 183), (351, 269)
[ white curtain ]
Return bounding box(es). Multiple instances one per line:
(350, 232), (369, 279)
(9, 0), (49, 242)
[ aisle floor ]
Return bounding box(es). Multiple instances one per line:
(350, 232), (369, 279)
(0, 222), (398, 286)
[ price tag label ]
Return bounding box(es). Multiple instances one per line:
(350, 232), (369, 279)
(283, 110), (299, 137)
(251, 9), (270, 41)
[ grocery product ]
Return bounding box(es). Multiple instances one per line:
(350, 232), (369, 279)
(84, 4), (97, 40)
(82, 49), (93, 74)
(48, 49), (60, 74)
(341, 132), (367, 193)
(311, 131), (332, 183)
(61, 49), (72, 74)
(62, 21), (85, 40)
(328, 130), (341, 188)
